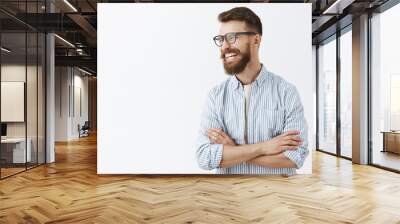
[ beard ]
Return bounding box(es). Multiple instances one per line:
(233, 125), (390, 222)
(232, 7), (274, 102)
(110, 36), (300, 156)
(220, 44), (251, 75)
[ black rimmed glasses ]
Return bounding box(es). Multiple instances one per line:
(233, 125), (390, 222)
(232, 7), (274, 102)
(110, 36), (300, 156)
(213, 32), (257, 47)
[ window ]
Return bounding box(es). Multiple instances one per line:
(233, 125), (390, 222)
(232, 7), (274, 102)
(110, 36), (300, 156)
(318, 37), (337, 155)
(339, 29), (352, 158)
(370, 3), (400, 171)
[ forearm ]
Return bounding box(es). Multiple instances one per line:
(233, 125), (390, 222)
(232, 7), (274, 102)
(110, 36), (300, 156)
(247, 153), (296, 168)
(219, 143), (263, 168)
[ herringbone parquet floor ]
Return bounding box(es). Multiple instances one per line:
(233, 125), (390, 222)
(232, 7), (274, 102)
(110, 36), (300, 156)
(1, 134), (400, 224)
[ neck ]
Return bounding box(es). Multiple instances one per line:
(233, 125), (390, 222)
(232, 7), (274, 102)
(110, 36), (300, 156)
(235, 60), (262, 85)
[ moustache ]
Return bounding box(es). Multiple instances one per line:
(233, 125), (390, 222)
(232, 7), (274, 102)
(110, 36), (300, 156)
(220, 48), (241, 59)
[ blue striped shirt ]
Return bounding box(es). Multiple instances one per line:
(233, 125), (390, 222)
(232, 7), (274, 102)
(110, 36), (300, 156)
(195, 64), (309, 175)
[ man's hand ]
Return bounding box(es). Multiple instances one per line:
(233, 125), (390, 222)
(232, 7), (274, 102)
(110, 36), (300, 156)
(206, 128), (237, 146)
(259, 130), (302, 156)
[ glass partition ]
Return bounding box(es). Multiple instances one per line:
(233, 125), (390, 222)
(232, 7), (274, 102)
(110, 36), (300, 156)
(38, 32), (45, 165)
(1, 31), (28, 177)
(27, 31), (38, 169)
(0, 1), (46, 179)
(317, 36), (337, 155)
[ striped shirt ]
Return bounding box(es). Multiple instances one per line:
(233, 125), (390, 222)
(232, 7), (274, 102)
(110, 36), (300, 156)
(195, 64), (309, 175)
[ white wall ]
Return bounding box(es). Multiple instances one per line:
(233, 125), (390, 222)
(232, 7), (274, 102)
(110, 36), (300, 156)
(71, 72), (89, 138)
(98, 3), (314, 174)
(1, 65), (41, 138)
(55, 66), (69, 141)
(55, 67), (89, 141)
(1, 65), (26, 125)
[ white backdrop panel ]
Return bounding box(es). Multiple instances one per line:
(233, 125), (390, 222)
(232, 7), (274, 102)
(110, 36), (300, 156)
(98, 3), (314, 174)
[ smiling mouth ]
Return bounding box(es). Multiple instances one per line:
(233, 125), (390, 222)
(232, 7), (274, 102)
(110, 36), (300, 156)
(224, 52), (238, 58)
(223, 52), (240, 63)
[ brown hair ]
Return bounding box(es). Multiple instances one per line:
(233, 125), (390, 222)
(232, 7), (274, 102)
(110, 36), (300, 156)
(218, 7), (262, 35)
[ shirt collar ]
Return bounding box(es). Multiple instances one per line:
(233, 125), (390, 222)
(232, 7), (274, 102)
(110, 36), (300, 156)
(230, 64), (269, 90)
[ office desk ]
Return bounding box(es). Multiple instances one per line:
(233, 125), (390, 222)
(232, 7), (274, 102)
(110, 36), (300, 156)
(381, 131), (400, 154)
(1, 138), (32, 163)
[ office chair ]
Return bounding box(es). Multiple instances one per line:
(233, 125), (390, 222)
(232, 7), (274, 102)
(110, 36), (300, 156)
(79, 121), (90, 138)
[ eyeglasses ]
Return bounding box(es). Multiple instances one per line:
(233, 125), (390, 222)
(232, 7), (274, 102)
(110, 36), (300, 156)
(213, 32), (257, 47)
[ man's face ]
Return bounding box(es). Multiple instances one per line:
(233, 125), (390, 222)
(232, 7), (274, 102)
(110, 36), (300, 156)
(218, 21), (253, 75)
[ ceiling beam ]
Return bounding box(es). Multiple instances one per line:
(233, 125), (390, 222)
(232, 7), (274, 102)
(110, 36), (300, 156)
(67, 13), (97, 45)
(55, 55), (96, 69)
(322, 0), (356, 14)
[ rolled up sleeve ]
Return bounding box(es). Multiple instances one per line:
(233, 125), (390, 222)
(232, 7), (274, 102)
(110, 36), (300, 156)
(195, 88), (224, 170)
(282, 85), (309, 169)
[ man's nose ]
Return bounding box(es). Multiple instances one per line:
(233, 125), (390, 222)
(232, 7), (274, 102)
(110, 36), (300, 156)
(221, 39), (231, 51)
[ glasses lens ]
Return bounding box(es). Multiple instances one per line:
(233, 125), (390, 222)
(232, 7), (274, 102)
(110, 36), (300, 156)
(214, 36), (223, 46)
(226, 33), (236, 44)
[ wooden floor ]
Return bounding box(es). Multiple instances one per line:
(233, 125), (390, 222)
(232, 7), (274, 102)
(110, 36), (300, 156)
(1, 134), (400, 224)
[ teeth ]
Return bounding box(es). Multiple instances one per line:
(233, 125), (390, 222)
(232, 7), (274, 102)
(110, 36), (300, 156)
(225, 53), (237, 58)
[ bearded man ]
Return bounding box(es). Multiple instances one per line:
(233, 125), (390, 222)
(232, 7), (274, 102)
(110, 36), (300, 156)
(195, 7), (309, 175)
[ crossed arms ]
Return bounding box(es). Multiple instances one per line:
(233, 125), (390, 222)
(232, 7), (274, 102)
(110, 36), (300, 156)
(195, 85), (309, 170)
(206, 128), (301, 169)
